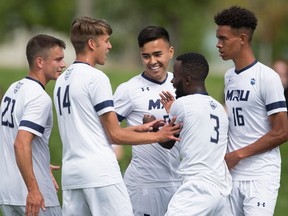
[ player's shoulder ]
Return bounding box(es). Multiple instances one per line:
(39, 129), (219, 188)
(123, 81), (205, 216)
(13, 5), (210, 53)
(254, 61), (280, 81)
(116, 73), (143, 90)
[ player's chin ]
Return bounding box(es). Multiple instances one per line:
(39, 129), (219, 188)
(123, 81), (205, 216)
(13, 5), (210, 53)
(220, 55), (230, 61)
(54, 72), (62, 80)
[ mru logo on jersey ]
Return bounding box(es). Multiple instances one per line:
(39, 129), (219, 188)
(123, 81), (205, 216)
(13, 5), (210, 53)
(226, 90), (250, 102)
(148, 99), (163, 110)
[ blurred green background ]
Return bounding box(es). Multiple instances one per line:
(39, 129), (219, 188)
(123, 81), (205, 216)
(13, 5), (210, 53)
(1, 0), (288, 215)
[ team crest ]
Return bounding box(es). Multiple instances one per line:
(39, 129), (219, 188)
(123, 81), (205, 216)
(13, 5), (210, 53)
(250, 78), (256, 85)
(209, 100), (217, 110)
(65, 68), (73, 80)
(14, 81), (24, 93)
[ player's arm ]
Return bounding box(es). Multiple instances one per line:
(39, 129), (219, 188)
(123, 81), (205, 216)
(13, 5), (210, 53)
(158, 140), (177, 149)
(14, 130), (45, 216)
(158, 91), (179, 149)
(142, 114), (178, 149)
(100, 111), (181, 145)
(225, 111), (288, 169)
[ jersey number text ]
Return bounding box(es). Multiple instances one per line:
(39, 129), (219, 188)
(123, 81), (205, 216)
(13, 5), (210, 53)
(56, 85), (71, 115)
(1, 96), (16, 128)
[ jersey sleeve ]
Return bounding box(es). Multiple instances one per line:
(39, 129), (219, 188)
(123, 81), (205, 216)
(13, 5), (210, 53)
(261, 69), (287, 115)
(19, 92), (51, 137)
(89, 72), (115, 116)
(113, 82), (133, 122)
(170, 99), (185, 124)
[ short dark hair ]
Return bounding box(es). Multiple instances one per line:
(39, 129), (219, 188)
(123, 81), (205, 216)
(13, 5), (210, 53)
(138, 26), (170, 48)
(176, 52), (209, 81)
(26, 34), (66, 69)
(214, 6), (257, 31)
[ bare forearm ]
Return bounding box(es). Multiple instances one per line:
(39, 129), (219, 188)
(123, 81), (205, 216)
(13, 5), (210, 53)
(15, 141), (39, 192)
(236, 130), (288, 160)
(111, 129), (159, 145)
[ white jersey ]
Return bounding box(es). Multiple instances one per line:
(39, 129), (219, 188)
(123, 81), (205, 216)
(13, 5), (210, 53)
(54, 62), (123, 190)
(0, 77), (59, 206)
(224, 61), (287, 180)
(113, 72), (182, 187)
(170, 94), (232, 195)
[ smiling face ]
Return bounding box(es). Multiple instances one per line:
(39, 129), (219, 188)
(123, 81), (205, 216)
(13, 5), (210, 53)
(216, 25), (242, 61)
(140, 38), (174, 82)
(94, 33), (112, 65)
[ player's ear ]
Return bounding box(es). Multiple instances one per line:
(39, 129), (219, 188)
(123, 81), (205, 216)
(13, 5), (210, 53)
(35, 56), (44, 69)
(185, 75), (192, 85)
(88, 38), (96, 50)
(169, 46), (174, 59)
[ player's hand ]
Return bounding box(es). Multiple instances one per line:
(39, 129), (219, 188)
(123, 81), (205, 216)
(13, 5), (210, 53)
(224, 151), (241, 169)
(50, 164), (60, 192)
(25, 189), (45, 216)
(142, 114), (163, 132)
(160, 91), (175, 114)
(156, 116), (182, 142)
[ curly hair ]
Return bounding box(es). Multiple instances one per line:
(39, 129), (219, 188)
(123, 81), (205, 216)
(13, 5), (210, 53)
(214, 6), (257, 31)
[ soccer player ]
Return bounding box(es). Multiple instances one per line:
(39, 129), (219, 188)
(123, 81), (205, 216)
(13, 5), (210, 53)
(53, 17), (181, 216)
(0, 34), (66, 216)
(113, 26), (182, 216)
(214, 6), (288, 215)
(160, 52), (232, 215)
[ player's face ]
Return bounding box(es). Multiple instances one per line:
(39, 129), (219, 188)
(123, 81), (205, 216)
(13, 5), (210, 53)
(140, 39), (174, 82)
(94, 34), (112, 65)
(216, 25), (242, 61)
(171, 60), (186, 99)
(43, 46), (66, 82)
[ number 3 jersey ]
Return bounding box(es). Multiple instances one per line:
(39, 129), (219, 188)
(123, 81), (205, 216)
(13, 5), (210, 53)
(170, 94), (231, 195)
(224, 61), (287, 180)
(0, 77), (59, 206)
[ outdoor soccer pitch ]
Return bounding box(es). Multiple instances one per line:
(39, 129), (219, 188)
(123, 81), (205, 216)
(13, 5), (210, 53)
(0, 68), (287, 215)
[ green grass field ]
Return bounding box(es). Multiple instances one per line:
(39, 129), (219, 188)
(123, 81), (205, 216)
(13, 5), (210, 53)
(0, 67), (287, 215)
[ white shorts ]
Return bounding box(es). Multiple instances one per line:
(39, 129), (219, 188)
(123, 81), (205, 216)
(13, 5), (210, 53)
(165, 179), (229, 216)
(126, 185), (179, 216)
(0, 204), (61, 216)
(227, 179), (280, 216)
(62, 183), (133, 216)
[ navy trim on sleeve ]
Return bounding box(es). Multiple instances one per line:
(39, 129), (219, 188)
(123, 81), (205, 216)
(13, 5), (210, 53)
(94, 100), (114, 112)
(20, 120), (45, 134)
(266, 101), (287, 112)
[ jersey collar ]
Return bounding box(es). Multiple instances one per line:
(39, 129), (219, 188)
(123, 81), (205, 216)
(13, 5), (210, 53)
(25, 76), (45, 90)
(235, 60), (258, 74)
(73, 61), (90, 66)
(141, 72), (168, 85)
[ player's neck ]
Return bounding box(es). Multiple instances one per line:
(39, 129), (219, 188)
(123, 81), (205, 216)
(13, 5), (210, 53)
(233, 49), (255, 71)
(27, 72), (47, 87)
